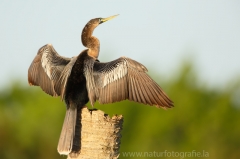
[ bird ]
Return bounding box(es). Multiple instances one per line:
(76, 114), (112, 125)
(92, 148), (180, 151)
(28, 14), (173, 157)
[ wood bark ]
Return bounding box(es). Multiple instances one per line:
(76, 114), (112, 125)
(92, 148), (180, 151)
(67, 107), (123, 159)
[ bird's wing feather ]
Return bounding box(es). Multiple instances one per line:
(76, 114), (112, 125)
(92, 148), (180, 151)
(28, 44), (71, 96)
(54, 56), (78, 99)
(92, 57), (173, 108)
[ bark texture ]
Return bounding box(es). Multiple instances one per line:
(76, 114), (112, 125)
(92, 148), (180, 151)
(67, 107), (123, 159)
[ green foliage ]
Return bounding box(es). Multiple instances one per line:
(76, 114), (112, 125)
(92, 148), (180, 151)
(0, 64), (239, 159)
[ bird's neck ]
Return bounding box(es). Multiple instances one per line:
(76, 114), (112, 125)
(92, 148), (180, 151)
(81, 25), (100, 58)
(88, 40), (99, 59)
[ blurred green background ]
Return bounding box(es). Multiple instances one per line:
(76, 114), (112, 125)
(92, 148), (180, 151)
(1, 62), (239, 159)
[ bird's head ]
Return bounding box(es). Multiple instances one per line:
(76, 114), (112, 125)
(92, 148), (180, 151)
(86, 14), (119, 29)
(99, 14), (119, 24)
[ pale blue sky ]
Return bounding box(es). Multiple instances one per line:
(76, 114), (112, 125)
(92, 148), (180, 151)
(0, 0), (240, 89)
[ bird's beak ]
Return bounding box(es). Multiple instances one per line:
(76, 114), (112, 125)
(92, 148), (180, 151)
(100, 14), (119, 24)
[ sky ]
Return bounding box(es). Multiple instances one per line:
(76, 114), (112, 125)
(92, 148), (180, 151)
(0, 0), (240, 89)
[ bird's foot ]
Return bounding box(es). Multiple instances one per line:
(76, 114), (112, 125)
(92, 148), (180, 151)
(69, 151), (80, 158)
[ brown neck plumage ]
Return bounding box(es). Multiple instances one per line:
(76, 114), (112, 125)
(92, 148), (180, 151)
(81, 22), (100, 58)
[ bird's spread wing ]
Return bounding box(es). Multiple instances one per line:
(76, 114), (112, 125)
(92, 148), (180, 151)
(28, 44), (72, 97)
(91, 57), (173, 108)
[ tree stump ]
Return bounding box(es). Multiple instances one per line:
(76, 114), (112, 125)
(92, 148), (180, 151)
(67, 107), (123, 159)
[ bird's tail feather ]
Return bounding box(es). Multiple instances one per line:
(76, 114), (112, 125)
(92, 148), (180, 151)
(57, 106), (77, 155)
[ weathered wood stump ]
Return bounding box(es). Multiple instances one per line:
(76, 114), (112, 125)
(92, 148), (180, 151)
(67, 107), (123, 159)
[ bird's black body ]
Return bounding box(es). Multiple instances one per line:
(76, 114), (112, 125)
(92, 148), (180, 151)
(28, 14), (173, 157)
(65, 50), (89, 107)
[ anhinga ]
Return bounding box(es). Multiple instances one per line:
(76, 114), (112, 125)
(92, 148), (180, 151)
(28, 15), (173, 156)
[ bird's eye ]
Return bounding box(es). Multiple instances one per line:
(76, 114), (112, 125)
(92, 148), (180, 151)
(99, 18), (102, 23)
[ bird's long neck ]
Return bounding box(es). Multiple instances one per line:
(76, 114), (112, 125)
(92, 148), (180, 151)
(81, 24), (100, 59)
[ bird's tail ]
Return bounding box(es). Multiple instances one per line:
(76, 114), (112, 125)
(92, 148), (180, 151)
(57, 106), (77, 155)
